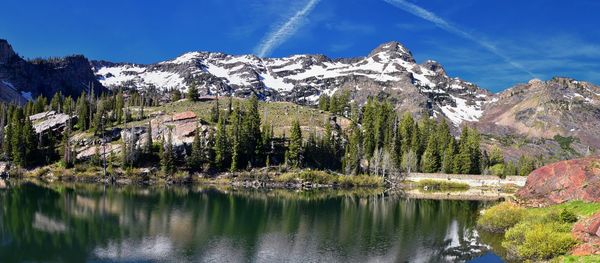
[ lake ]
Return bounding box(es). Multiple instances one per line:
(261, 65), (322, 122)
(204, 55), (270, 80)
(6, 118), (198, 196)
(0, 181), (506, 262)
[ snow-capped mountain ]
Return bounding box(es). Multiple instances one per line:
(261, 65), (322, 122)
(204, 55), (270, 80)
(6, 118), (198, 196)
(92, 42), (491, 126)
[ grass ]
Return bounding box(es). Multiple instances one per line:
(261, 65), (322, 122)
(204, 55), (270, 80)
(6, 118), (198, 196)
(416, 179), (469, 191)
(149, 98), (351, 136)
(275, 170), (383, 187)
(478, 201), (600, 261)
(558, 255), (600, 263)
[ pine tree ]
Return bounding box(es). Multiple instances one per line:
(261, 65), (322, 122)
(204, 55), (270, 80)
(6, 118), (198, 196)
(228, 102), (242, 171)
(421, 133), (440, 173)
(188, 127), (204, 171)
(318, 95), (330, 111)
(517, 155), (535, 176)
(50, 91), (62, 112)
(187, 84), (200, 102)
(161, 126), (175, 175)
(345, 122), (362, 175)
(76, 92), (90, 130)
(399, 112), (414, 152)
(214, 114), (229, 169)
(442, 137), (456, 174)
(3, 106), (13, 159)
(11, 109), (24, 166)
(287, 119), (302, 168)
(144, 121), (153, 155)
(243, 95), (262, 166)
(115, 91), (124, 124)
(210, 97), (220, 123)
(22, 116), (36, 167)
(171, 89), (182, 101)
(60, 128), (73, 168)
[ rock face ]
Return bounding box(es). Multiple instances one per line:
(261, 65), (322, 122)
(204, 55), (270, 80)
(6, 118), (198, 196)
(516, 157), (600, 205)
(572, 212), (600, 256)
(29, 111), (75, 134)
(0, 39), (104, 104)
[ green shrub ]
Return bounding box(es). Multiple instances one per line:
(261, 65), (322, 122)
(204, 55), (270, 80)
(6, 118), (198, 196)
(477, 202), (525, 232)
(488, 163), (505, 176)
(559, 209), (578, 223)
(503, 222), (576, 261)
(275, 171), (383, 187)
(416, 179), (469, 191)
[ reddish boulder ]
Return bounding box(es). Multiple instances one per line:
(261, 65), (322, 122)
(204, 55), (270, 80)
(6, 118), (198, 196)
(572, 212), (600, 256)
(516, 157), (600, 206)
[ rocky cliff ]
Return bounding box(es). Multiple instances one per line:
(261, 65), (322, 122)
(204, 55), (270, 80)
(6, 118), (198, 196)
(0, 39), (104, 104)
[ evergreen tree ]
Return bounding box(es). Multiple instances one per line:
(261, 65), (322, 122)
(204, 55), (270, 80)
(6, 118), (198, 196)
(76, 92), (90, 130)
(345, 122), (362, 175)
(188, 127), (204, 171)
(187, 84), (200, 101)
(60, 128), (73, 168)
(144, 121), (153, 155)
(442, 137), (456, 174)
(161, 127), (176, 175)
(171, 89), (182, 101)
(22, 116), (37, 167)
(421, 133), (440, 173)
(518, 155), (536, 176)
(243, 95), (262, 166)
(228, 102), (242, 171)
(210, 97), (220, 123)
(214, 114), (230, 169)
(50, 91), (62, 112)
(115, 91), (124, 124)
(3, 106), (13, 159)
(318, 95), (330, 111)
(399, 112), (414, 152)
(505, 161), (518, 176)
(287, 119), (302, 168)
(11, 109), (24, 166)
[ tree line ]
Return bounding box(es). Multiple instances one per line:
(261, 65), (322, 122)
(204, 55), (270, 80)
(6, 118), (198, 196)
(0, 88), (539, 178)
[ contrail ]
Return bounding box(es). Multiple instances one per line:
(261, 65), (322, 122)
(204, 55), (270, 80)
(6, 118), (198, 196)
(383, 0), (535, 77)
(255, 0), (321, 57)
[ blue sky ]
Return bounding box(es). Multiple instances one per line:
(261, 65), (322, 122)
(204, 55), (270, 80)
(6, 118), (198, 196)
(1, 0), (599, 92)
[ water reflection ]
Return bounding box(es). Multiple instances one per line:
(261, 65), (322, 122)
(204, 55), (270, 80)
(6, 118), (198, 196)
(0, 182), (501, 262)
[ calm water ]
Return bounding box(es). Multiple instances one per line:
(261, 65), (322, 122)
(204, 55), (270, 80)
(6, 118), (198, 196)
(0, 182), (505, 262)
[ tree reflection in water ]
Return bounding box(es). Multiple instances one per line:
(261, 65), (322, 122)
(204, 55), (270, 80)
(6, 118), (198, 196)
(0, 182), (502, 262)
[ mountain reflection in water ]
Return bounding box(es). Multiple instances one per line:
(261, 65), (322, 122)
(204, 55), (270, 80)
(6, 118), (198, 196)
(0, 182), (504, 262)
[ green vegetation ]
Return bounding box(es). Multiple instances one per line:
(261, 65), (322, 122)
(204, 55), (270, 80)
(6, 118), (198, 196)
(416, 179), (469, 191)
(477, 202), (525, 232)
(0, 88), (501, 185)
(275, 170), (383, 187)
(478, 201), (600, 261)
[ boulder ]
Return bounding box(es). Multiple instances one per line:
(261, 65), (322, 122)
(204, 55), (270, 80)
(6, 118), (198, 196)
(29, 111), (75, 134)
(572, 212), (600, 256)
(516, 157), (600, 205)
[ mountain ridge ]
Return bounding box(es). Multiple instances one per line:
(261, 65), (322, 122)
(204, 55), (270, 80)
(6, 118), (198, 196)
(0, 39), (598, 160)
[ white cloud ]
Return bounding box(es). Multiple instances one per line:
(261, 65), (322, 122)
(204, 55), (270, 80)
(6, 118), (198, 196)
(254, 0), (321, 57)
(383, 0), (535, 78)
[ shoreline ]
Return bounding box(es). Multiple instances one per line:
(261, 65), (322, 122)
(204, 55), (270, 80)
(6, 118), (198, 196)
(2, 170), (525, 201)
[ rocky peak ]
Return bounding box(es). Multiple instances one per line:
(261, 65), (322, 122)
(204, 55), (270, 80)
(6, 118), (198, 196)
(368, 41), (415, 63)
(0, 39), (18, 65)
(421, 60), (446, 75)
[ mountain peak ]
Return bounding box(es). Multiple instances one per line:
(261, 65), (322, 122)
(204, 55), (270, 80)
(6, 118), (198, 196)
(0, 39), (18, 64)
(368, 41), (415, 63)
